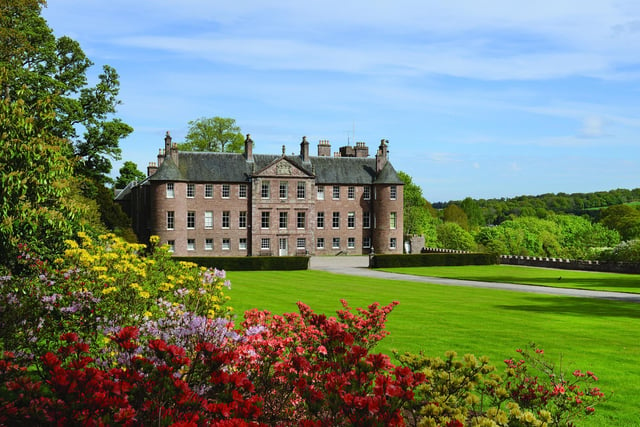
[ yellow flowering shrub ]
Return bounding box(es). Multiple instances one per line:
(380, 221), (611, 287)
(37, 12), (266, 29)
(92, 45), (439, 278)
(61, 232), (233, 324)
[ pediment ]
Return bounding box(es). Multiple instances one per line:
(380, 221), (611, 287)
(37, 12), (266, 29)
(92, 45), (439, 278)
(253, 157), (313, 178)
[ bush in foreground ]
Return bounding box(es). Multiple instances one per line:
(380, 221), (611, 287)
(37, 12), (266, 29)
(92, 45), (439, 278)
(0, 233), (606, 425)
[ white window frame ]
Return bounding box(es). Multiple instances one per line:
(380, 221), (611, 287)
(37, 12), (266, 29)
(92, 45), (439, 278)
(347, 212), (355, 229)
(332, 212), (340, 229)
(239, 238), (247, 250)
(167, 240), (175, 252)
(204, 184), (213, 198)
(221, 184), (230, 199)
(317, 238), (325, 249)
(166, 183), (175, 199)
(222, 238), (231, 250)
(261, 238), (270, 250)
(390, 212), (397, 230)
(363, 186), (370, 200)
(204, 211), (213, 229)
(390, 237), (397, 249)
(390, 185), (397, 200)
(296, 238), (306, 249)
(261, 211), (270, 229)
(317, 212), (325, 229)
(279, 181), (288, 199)
(297, 211), (305, 229)
(222, 211), (230, 229)
(261, 181), (270, 199)
(167, 211), (174, 230)
(332, 237), (340, 249)
(187, 238), (195, 251)
(317, 186), (324, 200)
(363, 237), (371, 249)
(204, 238), (213, 250)
(187, 211), (195, 229)
(363, 212), (371, 229)
(348, 186), (355, 200)
(348, 237), (355, 249)
(239, 184), (247, 198)
(297, 181), (306, 199)
(332, 185), (340, 200)
(239, 211), (247, 229)
(279, 211), (288, 229)
(186, 184), (195, 198)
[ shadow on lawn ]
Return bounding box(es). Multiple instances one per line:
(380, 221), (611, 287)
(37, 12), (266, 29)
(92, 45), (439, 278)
(467, 275), (640, 292)
(495, 296), (640, 319)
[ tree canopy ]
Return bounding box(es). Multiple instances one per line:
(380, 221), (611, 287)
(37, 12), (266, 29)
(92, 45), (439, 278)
(115, 161), (146, 189)
(1, 0), (132, 188)
(178, 116), (244, 153)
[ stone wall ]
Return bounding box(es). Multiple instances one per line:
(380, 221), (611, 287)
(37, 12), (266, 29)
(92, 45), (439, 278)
(421, 247), (640, 274)
(499, 255), (640, 274)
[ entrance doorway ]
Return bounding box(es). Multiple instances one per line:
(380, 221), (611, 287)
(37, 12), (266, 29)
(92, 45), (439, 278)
(279, 238), (288, 256)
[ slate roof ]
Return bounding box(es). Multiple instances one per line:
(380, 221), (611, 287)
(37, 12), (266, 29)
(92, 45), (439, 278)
(147, 152), (404, 185)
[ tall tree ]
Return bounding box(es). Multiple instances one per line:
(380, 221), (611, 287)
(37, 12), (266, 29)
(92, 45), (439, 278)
(0, 67), (85, 268)
(460, 197), (484, 228)
(599, 204), (640, 241)
(115, 161), (146, 189)
(397, 171), (439, 239)
(178, 116), (244, 152)
(1, 0), (132, 188)
(442, 204), (469, 230)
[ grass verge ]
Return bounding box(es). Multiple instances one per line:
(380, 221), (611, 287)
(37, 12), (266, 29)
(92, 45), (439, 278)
(226, 269), (640, 426)
(378, 264), (640, 294)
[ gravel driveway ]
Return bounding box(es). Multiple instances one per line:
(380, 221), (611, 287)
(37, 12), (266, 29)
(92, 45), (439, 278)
(308, 256), (640, 303)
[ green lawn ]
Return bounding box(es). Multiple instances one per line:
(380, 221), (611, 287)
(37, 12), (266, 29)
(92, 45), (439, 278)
(226, 269), (640, 426)
(378, 264), (640, 294)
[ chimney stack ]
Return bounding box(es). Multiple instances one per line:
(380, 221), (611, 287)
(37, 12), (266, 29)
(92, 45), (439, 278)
(147, 161), (158, 176)
(317, 139), (331, 156)
(164, 131), (172, 156)
(244, 134), (253, 161)
(376, 139), (389, 173)
(300, 136), (310, 162)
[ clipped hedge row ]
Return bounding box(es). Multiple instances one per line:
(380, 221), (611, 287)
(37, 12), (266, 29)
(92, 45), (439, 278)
(173, 256), (310, 271)
(370, 253), (499, 268)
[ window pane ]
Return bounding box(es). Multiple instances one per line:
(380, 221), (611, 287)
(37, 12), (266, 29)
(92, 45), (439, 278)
(222, 211), (230, 228)
(167, 211), (174, 230)
(187, 211), (195, 229)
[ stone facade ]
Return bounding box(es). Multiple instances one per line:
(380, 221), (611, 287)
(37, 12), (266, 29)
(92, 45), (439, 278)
(116, 133), (404, 257)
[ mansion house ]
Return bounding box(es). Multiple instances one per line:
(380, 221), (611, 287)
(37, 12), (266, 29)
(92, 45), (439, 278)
(116, 133), (404, 257)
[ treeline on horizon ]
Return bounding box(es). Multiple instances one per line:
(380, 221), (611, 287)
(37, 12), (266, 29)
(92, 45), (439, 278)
(432, 187), (640, 225)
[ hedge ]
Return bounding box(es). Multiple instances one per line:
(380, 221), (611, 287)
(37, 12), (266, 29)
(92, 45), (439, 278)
(172, 256), (310, 271)
(370, 253), (500, 268)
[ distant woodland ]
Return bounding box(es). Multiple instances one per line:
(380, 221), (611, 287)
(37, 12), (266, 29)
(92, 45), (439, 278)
(400, 173), (640, 262)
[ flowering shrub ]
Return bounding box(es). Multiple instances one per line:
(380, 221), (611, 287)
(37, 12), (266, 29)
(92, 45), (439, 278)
(397, 344), (607, 427)
(0, 233), (232, 363)
(0, 234), (607, 426)
(239, 300), (426, 425)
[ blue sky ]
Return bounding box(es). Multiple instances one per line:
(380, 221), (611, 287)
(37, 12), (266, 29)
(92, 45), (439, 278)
(42, 1), (640, 202)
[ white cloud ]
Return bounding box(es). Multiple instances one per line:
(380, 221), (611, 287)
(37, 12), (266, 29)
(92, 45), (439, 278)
(579, 116), (606, 138)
